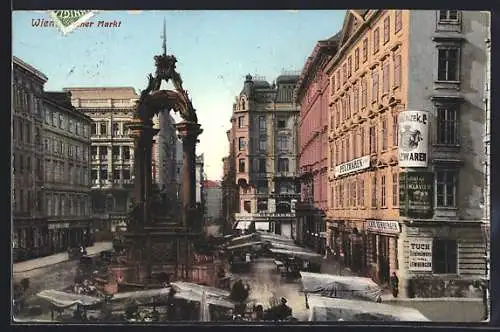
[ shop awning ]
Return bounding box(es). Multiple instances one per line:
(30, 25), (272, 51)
(254, 221), (270, 231)
(306, 295), (430, 322)
(234, 221), (251, 230)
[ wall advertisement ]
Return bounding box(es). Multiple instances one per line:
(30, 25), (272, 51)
(408, 238), (433, 272)
(399, 172), (434, 219)
(398, 110), (430, 168)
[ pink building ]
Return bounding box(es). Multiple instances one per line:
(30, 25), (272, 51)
(295, 34), (340, 251)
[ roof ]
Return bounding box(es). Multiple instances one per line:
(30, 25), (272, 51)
(12, 56), (48, 82)
(63, 87), (138, 99)
(44, 91), (74, 108)
(276, 74), (299, 84)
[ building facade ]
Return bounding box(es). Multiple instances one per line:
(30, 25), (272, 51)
(196, 153), (205, 213)
(64, 87), (138, 234)
(295, 34), (339, 253)
(221, 130), (239, 233)
(42, 91), (93, 253)
(230, 74), (300, 238)
(325, 10), (487, 297)
(12, 57), (48, 261)
(202, 180), (223, 224)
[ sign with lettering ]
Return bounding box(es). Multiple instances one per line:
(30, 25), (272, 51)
(268, 198), (276, 213)
(408, 239), (433, 271)
(398, 110), (430, 168)
(366, 220), (401, 234)
(334, 155), (371, 177)
(399, 172), (434, 219)
(48, 223), (70, 230)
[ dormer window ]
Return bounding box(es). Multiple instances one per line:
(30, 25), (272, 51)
(240, 99), (246, 110)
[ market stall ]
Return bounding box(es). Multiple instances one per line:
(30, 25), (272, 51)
(300, 272), (383, 303)
(304, 295), (430, 321)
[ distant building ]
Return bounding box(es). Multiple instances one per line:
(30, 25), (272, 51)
(202, 180), (223, 224)
(226, 73), (300, 238)
(295, 33), (340, 253)
(12, 57), (48, 261)
(196, 153), (205, 211)
(175, 139), (183, 210)
(64, 87), (138, 234)
(42, 91), (93, 253)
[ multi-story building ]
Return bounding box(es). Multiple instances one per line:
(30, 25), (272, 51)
(325, 10), (487, 297)
(64, 87), (138, 234)
(221, 130), (239, 233)
(230, 74), (300, 238)
(295, 34), (340, 253)
(42, 91), (93, 253)
(12, 57), (48, 261)
(202, 180), (223, 224)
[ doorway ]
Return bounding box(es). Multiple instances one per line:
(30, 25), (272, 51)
(378, 235), (390, 284)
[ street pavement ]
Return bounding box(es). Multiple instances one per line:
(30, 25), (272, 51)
(232, 257), (484, 322)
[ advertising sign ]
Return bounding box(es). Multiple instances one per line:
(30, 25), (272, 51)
(398, 110), (430, 168)
(366, 220), (401, 234)
(399, 172), (434, 219)
(408, 239), (433, 272)
(334, 155), (371, 177)
(268, 198), (276, 213)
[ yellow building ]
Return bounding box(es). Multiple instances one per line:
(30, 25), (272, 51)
(325, 10), (488, 298)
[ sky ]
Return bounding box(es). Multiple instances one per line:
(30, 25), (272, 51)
(12, 10), (346, 181)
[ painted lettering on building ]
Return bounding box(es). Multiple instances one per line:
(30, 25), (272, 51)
(334, 155), (370, 177)
(408, 239), (433, 272)
(398, 110), (430, 168)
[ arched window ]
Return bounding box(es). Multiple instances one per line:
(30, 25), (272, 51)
(240, 99), (246, 110)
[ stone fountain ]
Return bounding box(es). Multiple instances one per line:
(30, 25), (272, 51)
(108, 23), (224, 289)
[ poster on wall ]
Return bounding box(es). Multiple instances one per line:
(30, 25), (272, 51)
(408, 239), (433, 272)
(398, 110), (430, 168)
(399, 172), (434, 219)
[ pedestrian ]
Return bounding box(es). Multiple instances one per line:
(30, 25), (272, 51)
(390, 272), (399, 298)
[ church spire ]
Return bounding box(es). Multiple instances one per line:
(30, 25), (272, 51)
(161, 17), (167, 56)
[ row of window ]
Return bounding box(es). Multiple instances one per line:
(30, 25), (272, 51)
(331, 103), (460, 167)
(43, 137), (89, 162)
(332, 113), (399, 165)
(331, 10), (403, 95)
(44, 160), (89, 186)
(12, 154), (43, 179)
(331, 169), (457, 209)
(44, 108), (91, 139)
(13, 85), (43, 116)
(46, 193), (91, 218)
(12, 117), (42, 146)
(91, 121), (130, 136)
(13, 189), (43, 214)
(238, 135), (290, 152)
(91, 145), (131, 161)
(237, 115), (288, 130)
(91, 168), (132, 181)
(238, 157), (290, 173)
(331, 52), (402, 127)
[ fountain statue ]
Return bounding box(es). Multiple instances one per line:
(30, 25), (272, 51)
(108, 20), (222, 288)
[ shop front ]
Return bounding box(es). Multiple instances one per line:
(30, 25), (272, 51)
(403, 224), (485, 298)
(13, 220), (49, 261)
(365, 220), (401, 285)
